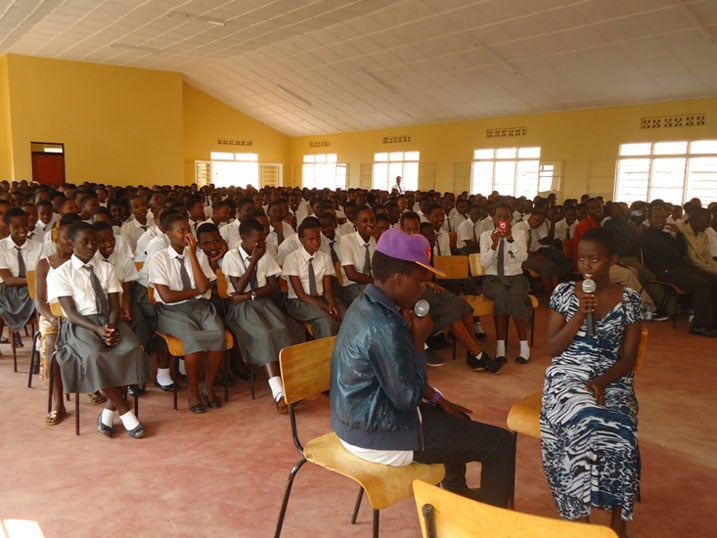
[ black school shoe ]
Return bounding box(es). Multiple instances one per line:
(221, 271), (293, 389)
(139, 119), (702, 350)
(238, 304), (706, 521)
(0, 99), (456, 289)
(426, 348), (446, 367)
(97, 414), (114, 438)
(426, 333), (452, 350)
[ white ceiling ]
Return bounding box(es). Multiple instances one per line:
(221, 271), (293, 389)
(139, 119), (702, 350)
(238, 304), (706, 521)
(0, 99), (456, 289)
(1, 0), (716, 136)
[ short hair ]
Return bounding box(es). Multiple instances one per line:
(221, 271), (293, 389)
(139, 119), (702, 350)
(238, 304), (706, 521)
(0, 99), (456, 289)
(426, 203), (443, 216)
(420, 221), (433, 234)
(159, 208), (180, 229)
(35, 199), (53, 210)
(163, 213), (186, 231)
(196, 222), (219, 240)
(354, 205), (373, 218)
(186, 195), (204, 208)
(375, 214), (390, 225)
(68, 221), (94, 240)
(92, 207), (112, 219)
(59, 213), (82, 227)
(372, 251), (421, 283)
(579, 227), (618, 257)
(494, 202), (511, 213)
(79, 194), (99, 208)
(298, 216), (320, 237)
(400, 211), (420, 226)
(3, 207), (26, 224)
(318, 211), (336, 222)
(92, 221), (113, 234)
(239, 218), (263, 237)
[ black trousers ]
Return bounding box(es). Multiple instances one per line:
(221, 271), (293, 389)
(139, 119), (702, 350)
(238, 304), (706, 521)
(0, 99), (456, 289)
(413, 403), (515, 507)
(659, 265), (717, 329)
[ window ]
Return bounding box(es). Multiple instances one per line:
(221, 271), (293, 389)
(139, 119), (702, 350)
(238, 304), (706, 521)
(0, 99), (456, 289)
(470, 147), (541, 197)
(372, 151), (420, 191)
(614, 140), (717, 204)
(209, 152), (259, 189)
(303, 154), (345, 189)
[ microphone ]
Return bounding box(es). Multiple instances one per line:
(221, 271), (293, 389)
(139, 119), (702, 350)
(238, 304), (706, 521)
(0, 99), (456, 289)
(413, 299), (430, 318)
(582, 277), (596, 337)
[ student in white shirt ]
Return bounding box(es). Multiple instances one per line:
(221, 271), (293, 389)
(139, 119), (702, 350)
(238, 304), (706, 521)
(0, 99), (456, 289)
(266, 201), (296, 253)
(47, 222), (151, 438)
(34, 200), (57, 240)
(283, 218), (343, 338)
(426, 203), (451, 257)
(338, 205), (376, 306)
(121, 196), (153, 254)
(0, 208), (43, 345)
(223, 218), (305, 412)
(554, 207), (578, 242)
(480, 202), (532, 365)
(148, 214), (227, 414)
(456, 204), (483, 253)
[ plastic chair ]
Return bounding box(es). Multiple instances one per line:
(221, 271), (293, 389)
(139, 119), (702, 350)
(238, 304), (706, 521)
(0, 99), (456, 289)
(274, 336), (445, 538)
(412, 479), (617, 538)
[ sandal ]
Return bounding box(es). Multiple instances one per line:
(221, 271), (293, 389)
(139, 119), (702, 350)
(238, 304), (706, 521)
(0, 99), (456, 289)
(88, 391), (107, 405)
(45, 409), (66, 426)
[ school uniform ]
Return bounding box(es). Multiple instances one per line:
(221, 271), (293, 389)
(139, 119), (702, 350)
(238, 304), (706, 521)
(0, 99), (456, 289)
(219, 219), (241, 249)
(320, 231), (345, 299)
(132, 234), (170, 353)
(277, 234), (301, 266)
(445, 208), (468, 234)
(283, 247), (340, 338)
(0, 237), (43, 330)
(338, 231), (376, 305)
(34, 217), (56, 240)
(554, 218), (577, 241)
(266, 222), (296, 253)
(223, 247), (305, 366)
(338, 220), (355, 237)
(47, 255), (152, 393)
(456, 218), (482, 251)
(479, 229), (532, 321)
(135, 226), (161, 261)
(121, 218), (152, 254)
(433, 229), (452, 257)
(148, 246), (226, 354)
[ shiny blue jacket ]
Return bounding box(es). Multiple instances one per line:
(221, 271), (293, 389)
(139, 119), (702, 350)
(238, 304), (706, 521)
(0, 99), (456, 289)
(330, 284), (427, 450)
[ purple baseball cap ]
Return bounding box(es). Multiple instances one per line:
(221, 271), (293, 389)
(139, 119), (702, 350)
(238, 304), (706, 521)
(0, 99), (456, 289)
(375, 228), (446, 277)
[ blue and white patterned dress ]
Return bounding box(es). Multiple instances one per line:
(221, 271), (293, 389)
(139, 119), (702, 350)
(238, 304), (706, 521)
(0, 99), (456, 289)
(541, 282), (643, 521)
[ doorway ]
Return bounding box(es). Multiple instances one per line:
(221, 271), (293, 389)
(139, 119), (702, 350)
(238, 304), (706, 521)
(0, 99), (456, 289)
(31, 142), (65, 186)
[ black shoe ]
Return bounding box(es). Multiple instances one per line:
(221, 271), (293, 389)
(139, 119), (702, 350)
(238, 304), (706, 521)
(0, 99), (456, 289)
(426, 333), (451, 350)
(482, 354), (504, 374)
(127, 384), (146, 397)
(156, 381), (179, 392)
(474, 331), (488, 341)
(189, 400), (206, 414)
(201, 388), (222, 409)
(466, 351), (485, 371)
(126, 423), (145, 439)
(426, 348), (446, 367)
(689, 326), (717, 337)
(515, 356), (530, 365)
(97, 414), (114, 438)
(496, 356), (507, 365)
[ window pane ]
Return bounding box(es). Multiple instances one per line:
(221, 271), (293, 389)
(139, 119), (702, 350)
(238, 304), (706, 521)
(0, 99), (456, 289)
(474, 148), (494, 160)
(619, 143), (651, 156)
(539, 165), (554, 192)
(303, 164), (315, 188)
(210, 151), (234, 160)
(689, 140), (717, 154)
(471, 161), (494, 195)
(686, 157), (717, 204)
(372, 163), (388, 190)
(496, 147), (517, 159)
(494, 161), (517, 195)
(402, 162), (419, 191)
(326, 154), (337, 163)
(516, 160), (539, 195)
(388, 152), (404, 161)
(234, 153), (258, 162)
(374, 152), (388, 161)
(303, 155), (315, 163)
(404, 151), (420, 161)
(649, 157), (686, 203)
(653, 141), (688, 155)
(615, 158), (650, 204)
(518, 147), (540, 159)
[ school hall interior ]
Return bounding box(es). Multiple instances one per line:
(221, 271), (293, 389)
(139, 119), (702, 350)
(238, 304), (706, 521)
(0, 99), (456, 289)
(1, 1), (716, 537)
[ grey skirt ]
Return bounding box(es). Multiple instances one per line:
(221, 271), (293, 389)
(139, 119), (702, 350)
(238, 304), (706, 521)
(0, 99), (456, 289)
(482, 275), (533, 321)
(55, 315), (153, 394)
(0, 284), (34, 331)
(341, 283), (366, 306)
(156, 299), (226, 354)
(130, 283), (165, 353)
(225, 297), (305, 366)
(421, 288), (473, 331)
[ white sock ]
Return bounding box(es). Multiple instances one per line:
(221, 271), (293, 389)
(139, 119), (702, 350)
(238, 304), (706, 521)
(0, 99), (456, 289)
(156, 368), (173, 386)
(178, 358), (186, 376)
(496, 340), (506, 357)
(268, 375), (284, 402)
(474, 320), (484, 333)
(520, 340), (530, 360)
(424, 343), (429, 350)
(101, 408), (115, 428)
(119, 410), (140, 431)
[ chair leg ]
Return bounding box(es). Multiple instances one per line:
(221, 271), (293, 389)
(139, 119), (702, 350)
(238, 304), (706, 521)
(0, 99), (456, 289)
(75, 393), (80, 436)
(351, 487), (364, 524)
(134, 392), (139, 419)
(48, 354), (55, 414)
(372, 510), (380, 538)
(530, 309), (535, 348)
(11, 327), (17, 373)
(509, 431), (518, 509)
(250, 367), (256, 400)
(28, 330), (40, 388)
(274, 457), (307, 538)
(173, 386), (178, 410)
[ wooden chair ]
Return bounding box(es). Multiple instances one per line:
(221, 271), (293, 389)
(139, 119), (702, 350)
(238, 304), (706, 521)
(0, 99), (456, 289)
(47, 302), (139, 435)
(148, 286), (234, 406)
(26, 270), (42, 388)
(506, 327), (649, 503)
(412, 479), (617, 538)
(275, 336), (445, 538)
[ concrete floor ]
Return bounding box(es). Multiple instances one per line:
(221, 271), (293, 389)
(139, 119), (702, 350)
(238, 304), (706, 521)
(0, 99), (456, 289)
(0, 304), (715, 537)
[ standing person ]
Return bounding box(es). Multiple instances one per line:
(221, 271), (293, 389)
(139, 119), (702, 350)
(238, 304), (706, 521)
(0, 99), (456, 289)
(391, 175), (404, 195)
(148, 214), (227, 413)
(331, 227), (515, 505)
(542, 227), (643, 538)
(47, 222), (151, 438)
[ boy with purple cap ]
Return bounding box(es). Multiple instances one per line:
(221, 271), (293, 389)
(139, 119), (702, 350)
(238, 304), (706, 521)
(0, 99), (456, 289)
(330, 227), (515, 505)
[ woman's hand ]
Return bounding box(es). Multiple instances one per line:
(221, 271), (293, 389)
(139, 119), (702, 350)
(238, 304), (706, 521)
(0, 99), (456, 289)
(251, 241), (266, 262)
(585, 381), (605, 405)
(185, 232), (198, 256)
(437, 397), (473, 418)
(231, 292), (251, 305)
(575, 281), (596, 319)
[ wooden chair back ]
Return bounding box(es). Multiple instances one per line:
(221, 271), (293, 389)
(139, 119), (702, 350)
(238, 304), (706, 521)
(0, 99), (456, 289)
(334, 261), (344, 287)
(413, 480), (617, 538)
(433, 255), (469, 280)
(27, 270), (37, 301)
(279, 336), (337, 406)
(215, 269), (230, 299)
(448, 231), (457, 250)
(561, 238), (572, 259)
(468, 253), (485, 277)
(49, 302), (64, 318)
(134, 261), (144, 271)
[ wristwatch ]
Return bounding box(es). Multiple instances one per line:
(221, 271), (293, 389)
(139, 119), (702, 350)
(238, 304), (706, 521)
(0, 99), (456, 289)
(250, 291), (256, 301)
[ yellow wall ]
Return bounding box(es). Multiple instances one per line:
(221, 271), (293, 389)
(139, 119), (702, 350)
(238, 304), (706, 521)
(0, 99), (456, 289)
(5, 54), (184, 185)
(183, 83), (289, 184)
(0, 55), (13, 180)
(289, 97), (717, 199)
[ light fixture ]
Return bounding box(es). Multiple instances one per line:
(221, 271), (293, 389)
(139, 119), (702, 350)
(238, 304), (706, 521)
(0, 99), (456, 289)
(356, 67), (397, 94)
(673, 0), (715, 44)
(474, 42), (520, 75)
(110, 43), (160, 54)
(276, 84), (313, 107)
(168, 10), (226, 26)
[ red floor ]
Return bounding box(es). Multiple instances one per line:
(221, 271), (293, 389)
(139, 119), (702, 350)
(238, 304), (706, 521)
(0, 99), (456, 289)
(1, 305), (715, 537)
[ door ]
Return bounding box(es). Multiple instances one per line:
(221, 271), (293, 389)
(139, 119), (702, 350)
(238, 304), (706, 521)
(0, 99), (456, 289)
(31, 142), (65, 186)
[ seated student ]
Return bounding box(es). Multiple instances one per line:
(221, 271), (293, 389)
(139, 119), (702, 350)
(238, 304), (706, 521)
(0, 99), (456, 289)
(554, 206), (578, 243)
(283, 217), (343, 338)
(222, 218), (305, 412)
(34, 200), (57, 240)
(514, 210), (569, 293)
(47, 222), (151, 438)
(266, 200), (296, 252)
(186, 195), (208, 237)
(148, 214), (227, 412)
(195, 222), (228, 274)
(121, 195), (153, 255)
(679, 207), (717, 275)
(331, 227), (516, 505)
(479, 202), (532, 365)
(426, 203), (451, 256)
(21, 201), (39, 241)
(78, 194), (100, 223)
(374, 213), (392, 240)
(456, 203), (483, 254)
(91, 207), (134, 259)
(338, 205), (376, 306)
(0, 207), (43, 347)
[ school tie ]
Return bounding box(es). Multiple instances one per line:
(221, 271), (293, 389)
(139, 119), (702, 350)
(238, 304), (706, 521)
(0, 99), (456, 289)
(363, 243), (372, 276)
(15, 246), (26, 278)
(246, 256), (258, 290)
(308, 257), (318, 297)
(566, 226), (571, 240)
(472, 223), (478, 244)
(329, 240), (339, 264)
(140, 225), (147, 232)
(176, 256), (192, 291)
(83, 264), (109, 325)
(497, 237), (505, 277)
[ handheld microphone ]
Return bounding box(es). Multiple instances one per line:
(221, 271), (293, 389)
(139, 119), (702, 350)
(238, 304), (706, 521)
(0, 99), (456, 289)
(413, 299), (430, 318)
(582, 277), (596, 337)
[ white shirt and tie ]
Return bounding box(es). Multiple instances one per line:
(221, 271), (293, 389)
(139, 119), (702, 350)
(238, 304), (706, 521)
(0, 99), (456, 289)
(222, 246), (281, 294)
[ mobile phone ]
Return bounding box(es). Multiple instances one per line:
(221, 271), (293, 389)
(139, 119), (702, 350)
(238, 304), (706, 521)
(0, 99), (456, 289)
(497, 220), (508, 235)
